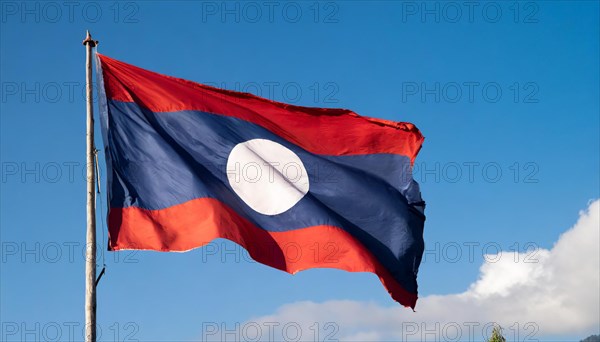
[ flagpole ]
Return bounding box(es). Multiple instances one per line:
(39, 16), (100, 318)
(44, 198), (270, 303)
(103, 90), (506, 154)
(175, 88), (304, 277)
(83, 30), (98, 342)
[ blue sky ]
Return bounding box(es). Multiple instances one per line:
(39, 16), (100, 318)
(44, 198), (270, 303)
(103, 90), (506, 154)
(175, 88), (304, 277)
(1, 1), (598, 341)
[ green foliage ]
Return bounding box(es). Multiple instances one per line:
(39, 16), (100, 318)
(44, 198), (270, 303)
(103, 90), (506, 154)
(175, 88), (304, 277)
(581, 335), (600, 342)
(488, 326), (507, 342)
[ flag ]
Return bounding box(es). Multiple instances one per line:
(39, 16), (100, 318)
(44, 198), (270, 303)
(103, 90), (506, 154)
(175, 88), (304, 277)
(96, 54), (426, 308)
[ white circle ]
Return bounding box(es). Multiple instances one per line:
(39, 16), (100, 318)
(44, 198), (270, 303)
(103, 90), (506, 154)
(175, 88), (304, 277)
(226, 139), (310, 215)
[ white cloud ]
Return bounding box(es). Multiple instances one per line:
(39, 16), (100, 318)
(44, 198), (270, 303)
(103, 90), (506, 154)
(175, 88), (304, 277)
(234, 199), (599, 341)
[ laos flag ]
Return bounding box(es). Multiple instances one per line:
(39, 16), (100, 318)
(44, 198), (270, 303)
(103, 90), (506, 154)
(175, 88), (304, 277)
(96, 54), (426, 308)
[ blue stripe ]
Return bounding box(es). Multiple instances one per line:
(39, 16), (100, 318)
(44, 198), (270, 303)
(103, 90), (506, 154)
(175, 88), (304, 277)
(106, 100), (425, 293)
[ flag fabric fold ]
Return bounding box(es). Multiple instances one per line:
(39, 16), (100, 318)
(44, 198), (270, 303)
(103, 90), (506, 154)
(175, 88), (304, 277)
(96, 53), (426, 308)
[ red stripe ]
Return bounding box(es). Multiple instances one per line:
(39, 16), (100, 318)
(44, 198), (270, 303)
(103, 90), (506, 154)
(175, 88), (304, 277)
(98, 54), (424, 161)
(108, 198), (418, 308)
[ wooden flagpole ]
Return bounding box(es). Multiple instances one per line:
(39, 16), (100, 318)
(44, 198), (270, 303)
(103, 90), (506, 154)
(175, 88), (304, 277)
(83, 30), (98, 342)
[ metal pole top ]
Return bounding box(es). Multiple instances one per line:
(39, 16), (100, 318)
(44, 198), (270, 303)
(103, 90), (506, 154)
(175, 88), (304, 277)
(83, 30), (98, 47)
